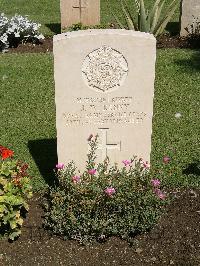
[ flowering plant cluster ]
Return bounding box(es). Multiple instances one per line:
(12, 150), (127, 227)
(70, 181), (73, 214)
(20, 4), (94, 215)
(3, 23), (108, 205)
(0, 13), (44, 51)
(44, 135), (169, 244)
(0, 145), (33, 240)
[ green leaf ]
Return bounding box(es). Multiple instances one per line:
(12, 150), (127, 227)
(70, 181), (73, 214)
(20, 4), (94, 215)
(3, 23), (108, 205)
(9, 219), (17, 229)
(121, 0), (137, 30)
(148, 0), (161, 32)
(138, 0), (148, 32)
(154, 0), (179, 36)
(150, 0), (165, 33)
(9, 229), (21, 240)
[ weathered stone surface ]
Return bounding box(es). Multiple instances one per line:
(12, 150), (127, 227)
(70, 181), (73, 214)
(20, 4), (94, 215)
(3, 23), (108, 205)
(60, 0), (100, 30)
(180, 0), (200, 36)
(53, 30), (156, 170)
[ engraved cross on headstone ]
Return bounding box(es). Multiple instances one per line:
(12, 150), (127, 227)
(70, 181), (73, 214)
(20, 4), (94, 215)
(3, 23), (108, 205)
(73, 0), (87, 23)
(98, 128), (121, 161)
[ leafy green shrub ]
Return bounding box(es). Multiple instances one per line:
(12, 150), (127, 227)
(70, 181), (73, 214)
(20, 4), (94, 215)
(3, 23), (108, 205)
(0, 145), (33, 240)
(66, 22), (115, 32)
(111, 0), (179, 37)
(44, 135), (169, 244)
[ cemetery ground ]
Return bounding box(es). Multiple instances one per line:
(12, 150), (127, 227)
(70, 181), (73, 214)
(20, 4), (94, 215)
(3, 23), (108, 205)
(0, 188), (200, 265)
(0, 50), (200, 265)
(7, 34), (200, 54)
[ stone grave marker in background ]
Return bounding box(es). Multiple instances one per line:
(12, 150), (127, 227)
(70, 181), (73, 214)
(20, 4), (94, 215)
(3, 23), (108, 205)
(54, 30), (156, 170)
(180, 0), (200, 36)
(60, 0), (100, 30)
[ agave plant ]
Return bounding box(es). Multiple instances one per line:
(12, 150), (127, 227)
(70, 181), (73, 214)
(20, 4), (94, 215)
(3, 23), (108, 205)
(110, 0), (180, 37)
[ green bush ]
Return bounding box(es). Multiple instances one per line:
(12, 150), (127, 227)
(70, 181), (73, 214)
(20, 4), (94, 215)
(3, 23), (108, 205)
(111, 0), (179, 36)
(0, 145), (33, 240)
(65, 22), (115, 32)
(44, 135), (169, 244)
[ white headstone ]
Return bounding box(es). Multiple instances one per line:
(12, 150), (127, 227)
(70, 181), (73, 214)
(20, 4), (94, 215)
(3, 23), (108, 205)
(181, 0), (200, 36)
(54, 30), (156, 170)
(60, 0), (100, 30)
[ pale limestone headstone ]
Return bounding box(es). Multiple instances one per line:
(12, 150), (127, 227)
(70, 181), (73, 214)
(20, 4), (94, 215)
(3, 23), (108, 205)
(54, 30), (156, 170)
(60, 0), (100, 30)
(180, 0), (200, 36)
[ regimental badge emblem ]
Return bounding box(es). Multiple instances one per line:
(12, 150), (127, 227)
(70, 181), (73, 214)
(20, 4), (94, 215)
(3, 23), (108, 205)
(82, 46), (128, 93)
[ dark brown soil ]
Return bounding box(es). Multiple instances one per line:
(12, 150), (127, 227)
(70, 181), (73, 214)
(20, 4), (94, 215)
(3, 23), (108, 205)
(157, 34), (200, 49)
(1, 189), (200, 266)
(8, 37), (53, 54)
(7, 34), (200, 54)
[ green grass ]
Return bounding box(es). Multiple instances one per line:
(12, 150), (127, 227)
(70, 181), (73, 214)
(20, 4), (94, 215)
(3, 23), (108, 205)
(0, 0), (180, 36)
(0, 53), (55, 190)
(0, 50), (199, 190)
(152, 49), (200, 187)
(0, 0), (60, 36)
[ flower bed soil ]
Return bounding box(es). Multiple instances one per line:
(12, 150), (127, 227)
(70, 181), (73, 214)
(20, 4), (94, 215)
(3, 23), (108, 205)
(1, 189), (200, 265)
(7, 34), (200, 54)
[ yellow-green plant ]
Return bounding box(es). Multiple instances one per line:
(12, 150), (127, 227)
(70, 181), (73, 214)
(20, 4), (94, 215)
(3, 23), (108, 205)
(112, 0), (179, 37)
(0, 145), (33, 240)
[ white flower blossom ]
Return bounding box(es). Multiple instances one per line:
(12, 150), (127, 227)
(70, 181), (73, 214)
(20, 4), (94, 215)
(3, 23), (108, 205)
(0, 13), (44, 52)
(37, 34), (45, 39)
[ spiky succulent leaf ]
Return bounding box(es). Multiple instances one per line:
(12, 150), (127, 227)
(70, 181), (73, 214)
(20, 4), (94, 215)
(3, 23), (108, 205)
(150, 0), (165, 33)
(114, 0), (179, 36)
(147, 0), (161, 31)
(154, 0), (179, 36)
(120, 0), (136, 30)
(138, 0), (148, 32)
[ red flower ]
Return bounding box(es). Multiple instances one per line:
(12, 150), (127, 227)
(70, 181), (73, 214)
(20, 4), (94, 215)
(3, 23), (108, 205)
(0, 145), (14, 160)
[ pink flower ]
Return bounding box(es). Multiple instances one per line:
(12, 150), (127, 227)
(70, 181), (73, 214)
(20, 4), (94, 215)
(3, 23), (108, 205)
(157, 191), (166, 200)
(56, 163), (64, 169)
(88, 169), (96, 175)
(142, 161), (150, 169)
(104, 187), (116, 197)
(163, 156), (170, 164)
(72, 175), (81, 183)
(122, 160), (132, 166)
(154, 188), (166, 200)
(151, 179), (161, 187)
(87, 134), (93, 141)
